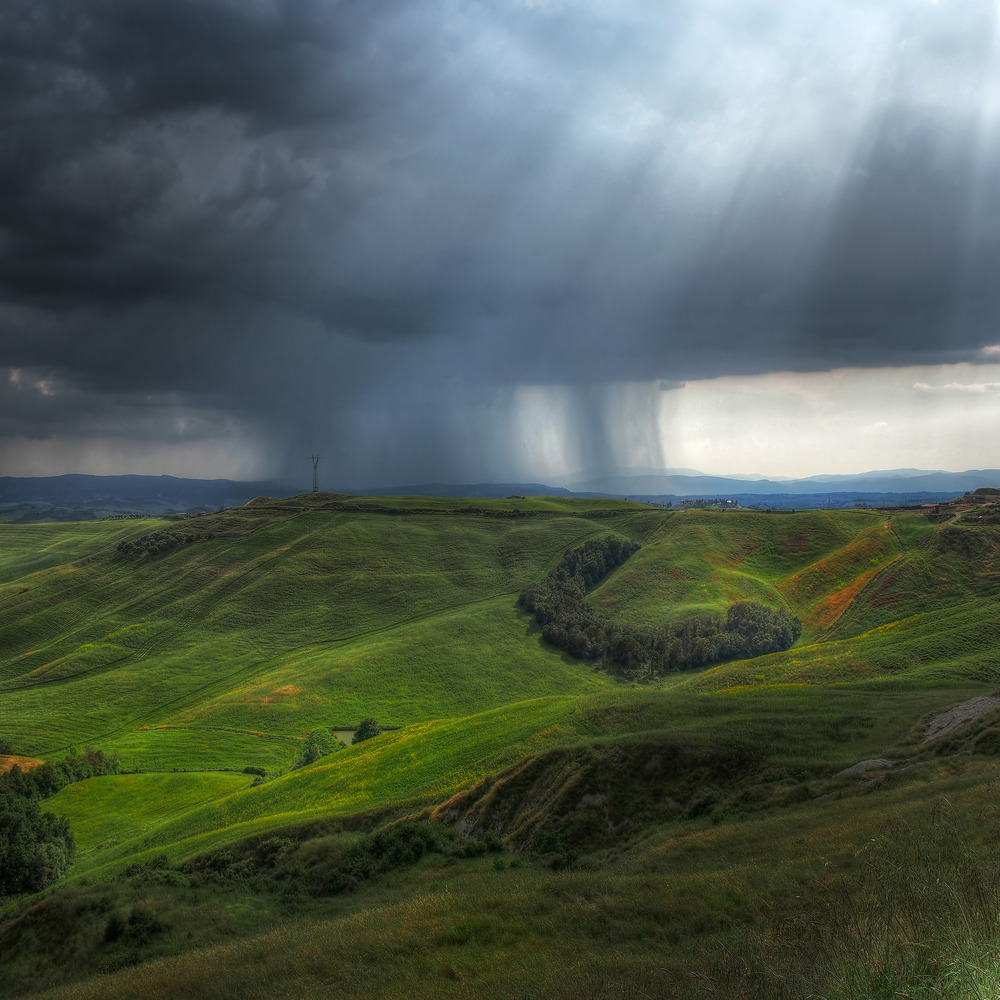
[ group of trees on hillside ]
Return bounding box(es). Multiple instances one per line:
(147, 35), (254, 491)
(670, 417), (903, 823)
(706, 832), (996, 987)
(0, 749), (119, 897)
(519, 537), (801, 679)
(117, 530), (206, 557)
(352, 718), (382, 744)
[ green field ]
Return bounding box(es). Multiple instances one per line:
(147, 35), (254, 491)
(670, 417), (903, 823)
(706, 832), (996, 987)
(6, 492), (1000, 998)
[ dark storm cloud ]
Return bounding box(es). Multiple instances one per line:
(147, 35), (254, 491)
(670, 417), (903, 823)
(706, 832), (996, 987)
(0, 0), (374, 310)
(2, 0), (1000, 481)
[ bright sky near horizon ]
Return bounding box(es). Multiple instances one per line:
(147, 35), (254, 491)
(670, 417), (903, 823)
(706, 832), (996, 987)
(3, 1), (1000, 485)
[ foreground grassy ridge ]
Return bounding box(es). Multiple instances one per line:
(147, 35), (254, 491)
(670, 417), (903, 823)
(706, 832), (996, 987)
(50, 695), (599, 879)
(19, 758), (1000, 1000)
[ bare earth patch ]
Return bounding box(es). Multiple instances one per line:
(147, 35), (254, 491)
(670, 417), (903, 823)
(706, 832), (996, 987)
(835, 758), (894, 778)
(922, 696), (1000, 745)
(0, 754), (44, 773)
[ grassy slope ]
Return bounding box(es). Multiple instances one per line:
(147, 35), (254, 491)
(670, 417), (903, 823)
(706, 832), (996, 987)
(46, 675), (986, 884)
(7, 497), (1000, 997)
(50, 773), (252, 868)
(53, 695), (603, 880)
(22, 762), (1000, 1000)
(2, 498), (648, 765)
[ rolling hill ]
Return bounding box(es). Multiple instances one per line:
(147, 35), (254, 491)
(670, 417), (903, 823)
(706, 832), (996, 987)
(4, 491), (1000, 998)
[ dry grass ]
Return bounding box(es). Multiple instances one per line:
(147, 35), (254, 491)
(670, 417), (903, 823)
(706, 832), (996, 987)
(0, 754), (43, 774)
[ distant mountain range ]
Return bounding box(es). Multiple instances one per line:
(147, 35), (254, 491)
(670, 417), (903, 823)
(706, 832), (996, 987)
(2, 468), (998, 520)
(0, 474), (288, 519)
(566, 468), (1000, 497)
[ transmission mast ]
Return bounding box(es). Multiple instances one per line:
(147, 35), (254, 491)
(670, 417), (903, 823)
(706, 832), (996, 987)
(311, 455), (320, 493)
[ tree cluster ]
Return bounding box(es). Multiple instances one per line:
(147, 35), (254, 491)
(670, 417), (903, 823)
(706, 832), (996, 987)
(519, 538), (801, 678)
(117, 530), (206, 557)
(352, 718), (383, 745)
(0, 749), (119, 897)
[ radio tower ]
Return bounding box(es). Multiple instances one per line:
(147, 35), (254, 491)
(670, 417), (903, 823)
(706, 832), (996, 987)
(311, 455), (320, 493)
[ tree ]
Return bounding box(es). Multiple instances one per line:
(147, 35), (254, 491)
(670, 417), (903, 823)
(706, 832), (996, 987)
(352, 718), (383, 745)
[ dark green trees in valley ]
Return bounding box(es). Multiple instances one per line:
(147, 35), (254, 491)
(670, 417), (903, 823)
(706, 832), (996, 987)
(0, 750), (119, 897)
(519, 537), (801, 677)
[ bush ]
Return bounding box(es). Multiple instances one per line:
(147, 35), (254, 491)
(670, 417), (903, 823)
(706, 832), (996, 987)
(352, 718), (383, 745)
(103, 911), (127, 943)
(104, 906), (164, 946)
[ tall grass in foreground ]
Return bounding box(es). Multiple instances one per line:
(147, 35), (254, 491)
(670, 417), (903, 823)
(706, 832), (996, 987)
(706, 796), (1000, 999)
(19, 785), (1000, 1000)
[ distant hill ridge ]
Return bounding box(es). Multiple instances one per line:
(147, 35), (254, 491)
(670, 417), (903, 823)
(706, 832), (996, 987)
(1, 468), (997, 519)
(568, 469), (1000, 496)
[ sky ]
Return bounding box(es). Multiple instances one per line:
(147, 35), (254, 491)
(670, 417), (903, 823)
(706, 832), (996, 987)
(3, 0), (1000, 487)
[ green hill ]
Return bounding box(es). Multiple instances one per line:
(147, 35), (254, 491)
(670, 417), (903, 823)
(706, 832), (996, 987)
(5, 494), (1000, 998)
(2, 495), (651, 764)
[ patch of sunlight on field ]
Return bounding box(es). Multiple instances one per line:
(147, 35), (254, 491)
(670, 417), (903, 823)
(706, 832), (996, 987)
(68, 696), (598, 878)
(112, 727), (302, 773)
(50, 772), (252, 864)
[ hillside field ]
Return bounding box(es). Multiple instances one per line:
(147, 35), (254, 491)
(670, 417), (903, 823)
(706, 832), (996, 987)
(4, 491), (1000, 998)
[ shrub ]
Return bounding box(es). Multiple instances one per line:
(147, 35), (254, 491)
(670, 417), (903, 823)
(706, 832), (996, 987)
(129, 905), (162, 936)
(103, 911), (127, 943)
(352, 718), (383, 745)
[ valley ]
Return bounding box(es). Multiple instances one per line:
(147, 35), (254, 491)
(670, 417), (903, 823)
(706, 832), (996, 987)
(4, 492), (1000, 998)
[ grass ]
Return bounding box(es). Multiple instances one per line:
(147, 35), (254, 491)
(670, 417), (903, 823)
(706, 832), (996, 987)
(7, 495), (1000, 997)
(49, 773), (252, 865)
(1, 502), (629, 762)
(110, 728), (302, 774)
(16, 762), (1000, 1000)
(50, 694), (601, 880)
(590, 509), (880, 630)
(46, 677), (986, 883)
(0, 754), (43, 774)
(169, 597), (614, 737)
